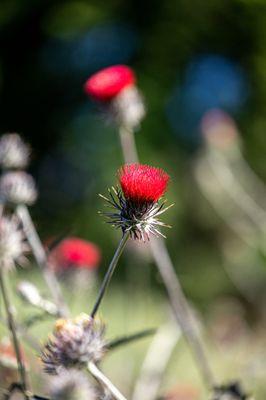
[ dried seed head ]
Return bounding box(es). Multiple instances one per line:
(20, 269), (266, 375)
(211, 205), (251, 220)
(100, 164), (171, 241)
(50, 237), (101, 272)
(49, 368), (96, 400)
(41, 314), (106, 374)
(111, 85), (146, 129)
(0, 133), (30, 169)
(0, 216), (29, 271)
(84, 65), (135, 101)
(0, 171), (38, 205)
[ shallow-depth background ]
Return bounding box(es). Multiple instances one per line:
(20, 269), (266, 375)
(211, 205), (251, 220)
(1, 1), (266, 399)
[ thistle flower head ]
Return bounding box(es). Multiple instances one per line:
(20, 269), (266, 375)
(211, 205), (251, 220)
(84, 65), (135, 101)
(0, 216), (28, 270)
(0, 133), (30, 169)
(0, 171), (38, 205)
(84, 65), (146, 129)
(119, 164), (169, 203)
(50, 237), (101, 272)
(41, 313), (106, 374)
(49, 368), (96, 400)
(100, 164), (171, 241)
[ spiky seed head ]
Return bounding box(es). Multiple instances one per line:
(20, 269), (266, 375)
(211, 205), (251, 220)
(0, 133), (30, 169)
(49, 368), (96, 400)
(0, 216), (29, 271)
(84, 65), (135, 101)
(111, 85), (146, 129)
(100, 164), (171, 241)
(0, 171), (37, 205)
(41, 314), (106, 374)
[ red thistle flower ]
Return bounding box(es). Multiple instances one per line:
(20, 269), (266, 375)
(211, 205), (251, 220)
(119, 164), (169, 203)
(50, 237), (101, 272)
(84, 65), (135, 101)
(100, 164), (172, 241)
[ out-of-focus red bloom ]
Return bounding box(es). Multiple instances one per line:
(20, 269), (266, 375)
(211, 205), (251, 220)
(51, 237), (101, 271)
(164, 384), (199, 400)
(201, 109), (239, 149)
(119, 164), (169, 203)
(0, 339), (27, 370)
(84, 65), (135, 101)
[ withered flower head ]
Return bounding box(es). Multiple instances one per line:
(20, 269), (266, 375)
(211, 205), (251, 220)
(0, 216), (28, 271)
(0, 133), (30, 169)
(100, 163), (171, 241)
(0, 171), (37, 205)
(49, 368), (96, 400)
(41, 313), (106, 374)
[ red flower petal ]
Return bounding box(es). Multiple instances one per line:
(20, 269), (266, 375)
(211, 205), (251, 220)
(119, 164), (169, 203)
(84, 65), (135, 101)
(51, 237), (101, 271)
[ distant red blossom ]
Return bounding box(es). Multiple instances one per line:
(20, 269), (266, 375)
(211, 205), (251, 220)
(165, 384), (199, 400)
(51, 237), (101, 271)
(84, 65), (135, 101)
(119, 164), (169, 203)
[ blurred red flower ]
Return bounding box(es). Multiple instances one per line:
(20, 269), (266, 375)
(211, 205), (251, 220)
(84, 65), (135, 101)
(50, 237), (101, 271)
(164, 384), (199, 400)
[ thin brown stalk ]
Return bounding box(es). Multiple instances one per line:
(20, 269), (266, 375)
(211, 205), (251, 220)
(0, 268), (30, 399)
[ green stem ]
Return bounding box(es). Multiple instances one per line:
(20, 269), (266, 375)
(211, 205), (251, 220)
(91, 231), (130, 318)
(0, 269), (30, 399)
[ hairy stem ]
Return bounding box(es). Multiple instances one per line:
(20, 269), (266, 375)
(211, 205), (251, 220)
(88, 361), (128, 400)
(0, 269), (30, 399)
(91, 231), (130, 318)
(16, 204), (69, 317)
